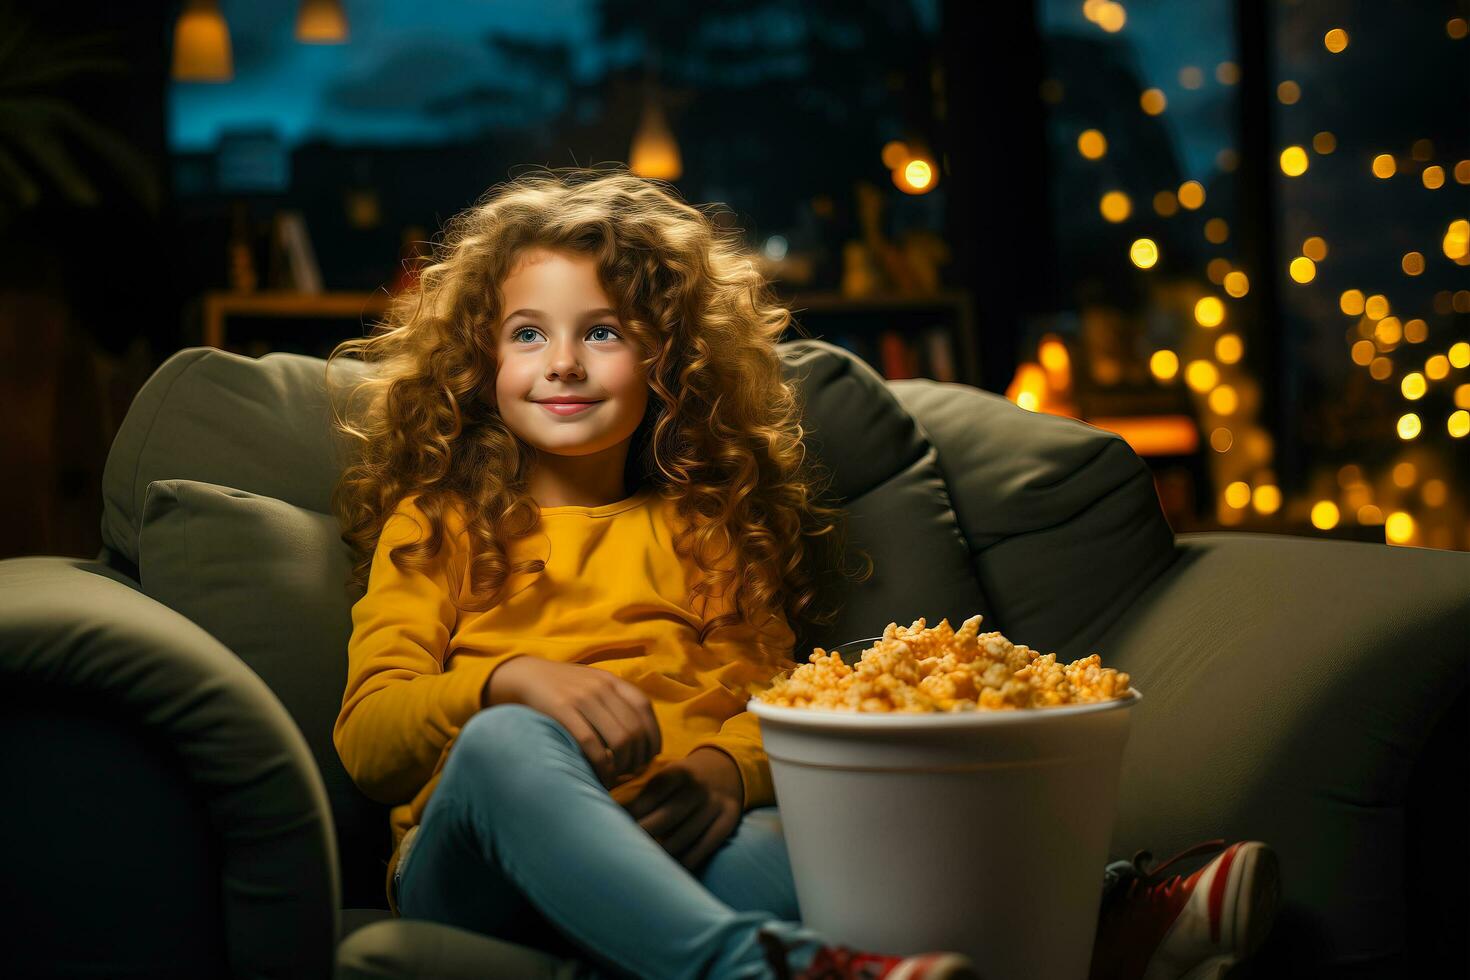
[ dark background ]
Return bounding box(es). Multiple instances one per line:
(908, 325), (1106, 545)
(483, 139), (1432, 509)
(2, 0), (1466, 561)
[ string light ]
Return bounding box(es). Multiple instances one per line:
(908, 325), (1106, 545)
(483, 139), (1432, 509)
(1130, 238), (1159, 268)
(1195, 296), (1225, 327)
(1216, 333), (1244, 362)
(1185, 360), (1219, 392)
(1385, 512), (1415, 544)
(1100, 191), (1132, 222)
(1280, 146), (1309, 176)
(1150, 349), (1180, 380)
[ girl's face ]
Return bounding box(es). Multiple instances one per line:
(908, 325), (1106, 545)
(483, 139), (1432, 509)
(493, 248), (650, 461)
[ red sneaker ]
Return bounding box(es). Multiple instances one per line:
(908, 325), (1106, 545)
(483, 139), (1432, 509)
(1089, 839), (1281, 980)
(758, 930), (979, 980)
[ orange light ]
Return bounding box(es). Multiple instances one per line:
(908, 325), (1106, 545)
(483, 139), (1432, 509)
(1078, 129), (1108, 160)
(1038, 335), (1072, 391)
(1100, 191), (1132, 222)
(1084, 415), (1199, 456)
(1005, 362), (1050, 412)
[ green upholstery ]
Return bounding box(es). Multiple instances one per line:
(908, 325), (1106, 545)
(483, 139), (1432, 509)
(0, 340), (1463, 978)
(137, 479), (388, 910)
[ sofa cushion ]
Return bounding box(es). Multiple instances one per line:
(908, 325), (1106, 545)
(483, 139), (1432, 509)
(137, 478), (388, 909)
(102, 347), (372, 567)
(889, 379), (1176, 661)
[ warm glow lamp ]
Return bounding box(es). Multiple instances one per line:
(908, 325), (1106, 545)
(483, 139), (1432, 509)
(171, 0), (233, 82)
(630, 95), (682, 181)
(296, 0), (350, 43)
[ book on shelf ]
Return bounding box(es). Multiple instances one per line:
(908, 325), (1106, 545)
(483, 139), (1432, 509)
(876, 326), (957, 382)
(267, 210), (324, 294)
(818, 327), (959, 383)
(924, 327), (957, 382)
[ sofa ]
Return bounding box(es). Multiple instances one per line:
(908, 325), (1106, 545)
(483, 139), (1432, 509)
(1, 339), (1464, 979)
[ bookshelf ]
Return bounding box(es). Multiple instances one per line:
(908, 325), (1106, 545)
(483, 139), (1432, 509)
(779, 289), (978, 387)
(199, 291), (391, 352)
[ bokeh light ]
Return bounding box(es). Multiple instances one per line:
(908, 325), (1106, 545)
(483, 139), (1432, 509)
(1216, 333), (1244, 363)
(1195, 296), (1225, 327)
(1100, 190), (1132, 222)
(1078, 129), (1107, 159)
(1130, 238), (1159, 268)
(1150, 349), (1179, 381)
(1289, 256), (1316, 283)
(1280, 146), (1309, 176)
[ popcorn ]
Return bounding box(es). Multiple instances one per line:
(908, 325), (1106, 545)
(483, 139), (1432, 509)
(755, 614), (1132, 712)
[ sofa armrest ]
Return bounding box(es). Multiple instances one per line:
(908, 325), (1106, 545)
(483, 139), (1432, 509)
(0, 555), (340, 979)
(1085, 532), (1469, 973)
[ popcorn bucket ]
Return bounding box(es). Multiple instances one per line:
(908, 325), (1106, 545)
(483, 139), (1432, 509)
(748, 636), (1142, 980)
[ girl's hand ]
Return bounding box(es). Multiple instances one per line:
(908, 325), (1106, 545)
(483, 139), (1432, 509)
(622, 748), (743, 871)
(486, 656), (662, 789)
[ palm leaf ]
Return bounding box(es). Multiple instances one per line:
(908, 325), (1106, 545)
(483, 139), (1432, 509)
(0, 5), (159, 216)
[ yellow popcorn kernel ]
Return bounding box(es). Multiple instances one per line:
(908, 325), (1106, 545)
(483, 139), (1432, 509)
(757, 614), (1133, 713)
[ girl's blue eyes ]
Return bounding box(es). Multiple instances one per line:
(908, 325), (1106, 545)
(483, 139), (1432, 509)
(510, 325), (620, 344)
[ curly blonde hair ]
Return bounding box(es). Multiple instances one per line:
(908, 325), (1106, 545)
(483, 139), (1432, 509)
(326, 165), (872, 671)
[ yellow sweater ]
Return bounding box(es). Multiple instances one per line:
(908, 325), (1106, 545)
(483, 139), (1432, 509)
(332, 486), (796, 911)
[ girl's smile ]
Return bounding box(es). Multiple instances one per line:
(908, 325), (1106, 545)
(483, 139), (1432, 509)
(538, 400), (602, 417)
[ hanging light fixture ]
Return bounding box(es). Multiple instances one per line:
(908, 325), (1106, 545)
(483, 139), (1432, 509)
(296, 0), (349, 44)
(629, 80), (681, 181)
(171, 0), (233, 82)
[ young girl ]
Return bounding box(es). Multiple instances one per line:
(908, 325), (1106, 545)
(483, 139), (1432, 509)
(326, 168), (1279, 980)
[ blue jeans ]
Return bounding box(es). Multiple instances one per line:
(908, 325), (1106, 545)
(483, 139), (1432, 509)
(395, 703), (830, 980)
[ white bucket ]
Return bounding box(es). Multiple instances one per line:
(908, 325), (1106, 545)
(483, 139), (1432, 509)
(749, 636), (1142, 980)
